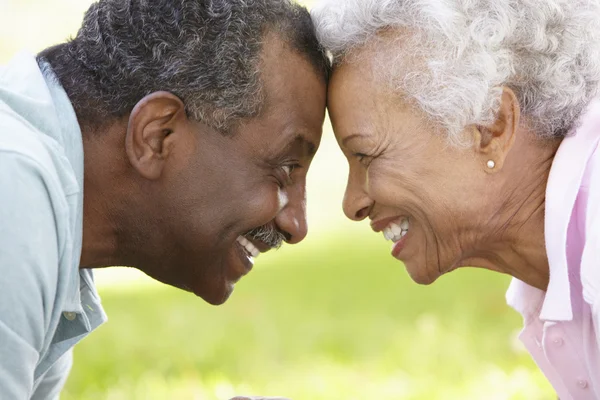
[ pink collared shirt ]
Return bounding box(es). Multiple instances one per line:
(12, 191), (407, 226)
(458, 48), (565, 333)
(506, 100), (600, 399)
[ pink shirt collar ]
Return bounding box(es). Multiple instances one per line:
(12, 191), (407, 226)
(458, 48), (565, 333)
(507, 100), (600, 322)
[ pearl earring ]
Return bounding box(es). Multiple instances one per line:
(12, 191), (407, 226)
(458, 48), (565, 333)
(487, 160), (496, 169)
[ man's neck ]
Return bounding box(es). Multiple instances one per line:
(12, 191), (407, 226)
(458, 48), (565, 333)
(79, 124), (125, 269)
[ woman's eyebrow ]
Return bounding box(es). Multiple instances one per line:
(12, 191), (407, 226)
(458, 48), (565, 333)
(342, 134), (367, 147)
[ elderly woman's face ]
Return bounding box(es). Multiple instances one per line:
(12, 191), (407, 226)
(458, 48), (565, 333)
(328, 60), (494, 284)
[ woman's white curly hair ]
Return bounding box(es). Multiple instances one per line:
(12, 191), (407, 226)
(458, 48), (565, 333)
(312, 0), (600, 145)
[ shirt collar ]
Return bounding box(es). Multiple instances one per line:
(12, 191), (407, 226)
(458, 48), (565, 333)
(508, 99), (600, 322)
(38, 56), (93, 312)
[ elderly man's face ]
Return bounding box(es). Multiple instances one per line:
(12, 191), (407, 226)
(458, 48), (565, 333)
(125, 36), (326, 304)
(328, 58), (493, 285)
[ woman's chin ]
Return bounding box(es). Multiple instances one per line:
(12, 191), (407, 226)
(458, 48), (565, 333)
(404, 262), (443, 285)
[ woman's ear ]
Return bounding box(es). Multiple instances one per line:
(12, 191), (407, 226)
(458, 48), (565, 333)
(471, 87), (521, 174)
(125, 91), (187, 180)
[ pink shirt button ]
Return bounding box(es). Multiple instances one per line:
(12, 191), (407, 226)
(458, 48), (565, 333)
(577, 379), (589, 389)
(552, 337), (564, 347)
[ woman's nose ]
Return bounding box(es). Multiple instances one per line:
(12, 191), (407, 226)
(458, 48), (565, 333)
(343, 169), (373, 221)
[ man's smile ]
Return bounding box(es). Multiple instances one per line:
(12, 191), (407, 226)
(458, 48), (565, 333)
(231, 228), (282, 278)
(236, 235), (261, 263)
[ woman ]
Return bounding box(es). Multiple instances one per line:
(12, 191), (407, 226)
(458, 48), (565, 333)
(312, 0), (600, 397)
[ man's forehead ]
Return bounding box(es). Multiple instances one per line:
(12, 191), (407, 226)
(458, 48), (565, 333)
(248, 34), (325, 159)
(259, 34), (326, 97)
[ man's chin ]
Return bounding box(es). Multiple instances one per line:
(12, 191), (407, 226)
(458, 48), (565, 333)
(141, 269), (236, 306)
(192, 281), (235, 306)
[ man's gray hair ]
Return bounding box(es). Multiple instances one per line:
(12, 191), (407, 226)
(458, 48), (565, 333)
(312, 0), (600, 145)
(40, 0), (329, 132)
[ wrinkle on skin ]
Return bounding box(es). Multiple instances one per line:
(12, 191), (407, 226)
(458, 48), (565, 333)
(328, 51), (558, 291)
(79, 34), (326, 305)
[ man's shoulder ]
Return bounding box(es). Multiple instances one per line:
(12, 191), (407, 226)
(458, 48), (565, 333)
(0, 51), (77, 188)
(0, 102), (79, 197)
(0, 105), (48, 155)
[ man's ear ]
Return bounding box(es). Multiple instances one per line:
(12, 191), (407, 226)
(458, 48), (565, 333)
(125, 91), (187, 180)
(471, 87), (520, 174)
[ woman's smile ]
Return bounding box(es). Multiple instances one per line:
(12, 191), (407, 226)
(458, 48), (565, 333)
(370, 215), (411, 258)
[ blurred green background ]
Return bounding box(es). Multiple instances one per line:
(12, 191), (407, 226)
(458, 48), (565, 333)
(0, 1), (555, 399)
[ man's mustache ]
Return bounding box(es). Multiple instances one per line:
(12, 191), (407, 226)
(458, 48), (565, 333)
(245, 224), (287, 249)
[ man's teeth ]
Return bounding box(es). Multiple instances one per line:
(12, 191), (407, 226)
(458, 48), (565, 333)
(383, 218), (409, 242)
(236, 236), (260, 258)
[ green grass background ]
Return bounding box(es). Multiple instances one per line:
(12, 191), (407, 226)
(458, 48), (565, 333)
(0, 1), (555, 398)
(61, 236), (555, 400)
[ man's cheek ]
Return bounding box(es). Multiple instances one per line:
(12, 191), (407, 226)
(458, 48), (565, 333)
(242, 186), (281, 219)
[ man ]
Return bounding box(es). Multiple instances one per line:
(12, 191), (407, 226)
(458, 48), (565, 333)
(0, 0), (328, 398)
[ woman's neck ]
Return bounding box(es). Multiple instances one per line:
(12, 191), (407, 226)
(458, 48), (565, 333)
(463, 135), (561, 291)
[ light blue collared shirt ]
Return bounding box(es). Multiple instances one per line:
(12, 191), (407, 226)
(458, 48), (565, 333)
(0, 51), (107, 399)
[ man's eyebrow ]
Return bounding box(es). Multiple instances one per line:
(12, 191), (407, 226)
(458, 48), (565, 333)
(282, 134), (317, 158)
(342, 134), (367, 147)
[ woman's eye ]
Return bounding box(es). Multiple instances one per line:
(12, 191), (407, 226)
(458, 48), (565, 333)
(353, 152), (373, 166)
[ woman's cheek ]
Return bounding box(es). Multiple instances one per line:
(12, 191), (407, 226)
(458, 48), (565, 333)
(368, 165), (404, 206)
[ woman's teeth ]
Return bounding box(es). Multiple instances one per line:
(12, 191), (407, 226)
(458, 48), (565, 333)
(383, 218), (409, 242)
(237, 236), (260, 258)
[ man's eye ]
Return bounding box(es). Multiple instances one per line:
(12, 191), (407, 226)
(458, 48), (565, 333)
(282, 165), (294, 177)
(277, 164), (299, 187)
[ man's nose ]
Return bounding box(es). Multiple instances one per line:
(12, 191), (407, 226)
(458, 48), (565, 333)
(343, 167), (373, 221)
(274, 183), (308, 244)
